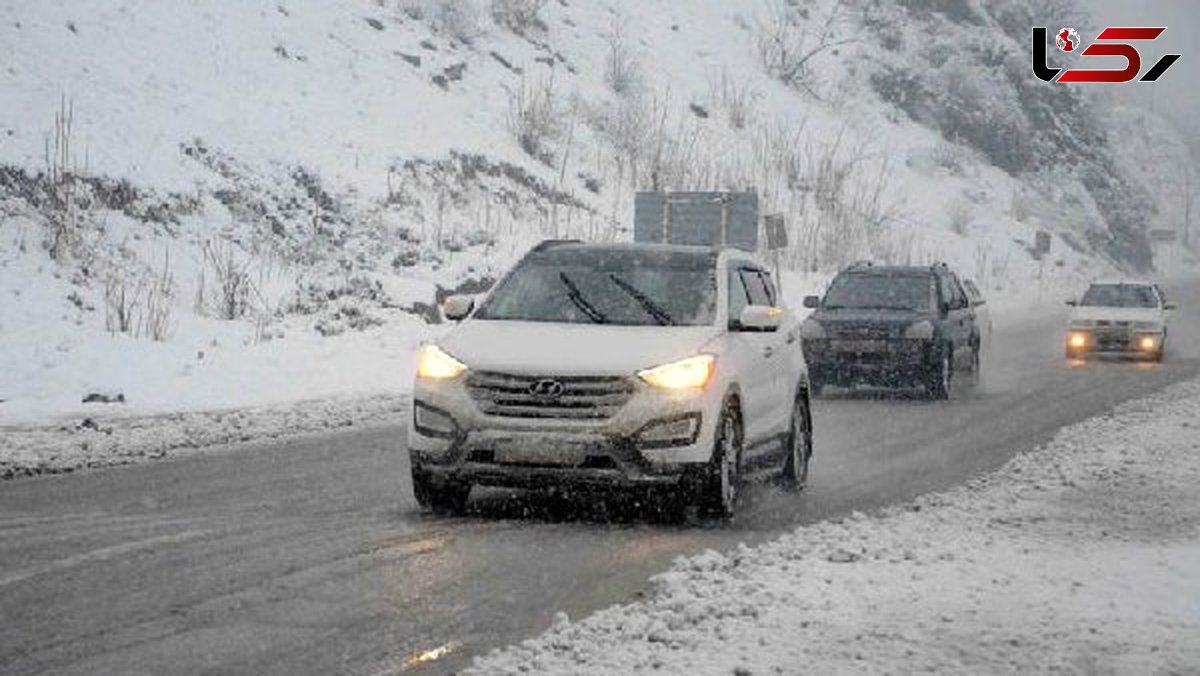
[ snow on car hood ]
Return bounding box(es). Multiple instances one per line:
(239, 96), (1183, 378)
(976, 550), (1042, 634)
(439, 320), (721, 375)
(1070, 306), (1162, 325)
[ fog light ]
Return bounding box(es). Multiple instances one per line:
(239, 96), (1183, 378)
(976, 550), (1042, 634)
(636, 414), (701, 448)
(414, 401), (456, 438)
(1139, 335), (1158, 352)
(1068, 332), (1088, 349)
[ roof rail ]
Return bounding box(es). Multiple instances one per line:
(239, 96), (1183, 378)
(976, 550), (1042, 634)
(530, 239), (583, 253)
(845, 259), (875, 270)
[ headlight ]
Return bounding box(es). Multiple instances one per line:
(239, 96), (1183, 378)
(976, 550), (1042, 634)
(1068, 332), (1089, 348)
(1138, 335), (1159, 352)
(417, 344), (467, 380)
(799, 318), (825, 339)
(904, 320), (934, 340)
(638, 354), (715, 390)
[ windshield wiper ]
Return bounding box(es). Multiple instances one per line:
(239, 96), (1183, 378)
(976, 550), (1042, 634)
(558, 272), (608, 324)
(608, 274), (675, 326)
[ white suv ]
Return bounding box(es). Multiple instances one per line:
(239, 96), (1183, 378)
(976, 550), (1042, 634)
(408, 241), (813, 517)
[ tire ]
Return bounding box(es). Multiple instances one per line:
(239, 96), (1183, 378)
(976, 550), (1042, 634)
(926, 348), (952, 400)
(780, 392), (812, 490)
(702, 399), (743, 518)
(412, 467), (470, 515)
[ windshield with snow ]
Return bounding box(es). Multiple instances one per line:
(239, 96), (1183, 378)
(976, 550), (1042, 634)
(822, 274), (933, 312)
(473, 248), (717, 326)
(1080, 284), (1159, 308)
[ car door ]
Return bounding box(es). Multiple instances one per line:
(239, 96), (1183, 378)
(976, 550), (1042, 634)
(748, 268), (792, 435)
(940, 272), (973, 369)
(725, 266), (778, 451)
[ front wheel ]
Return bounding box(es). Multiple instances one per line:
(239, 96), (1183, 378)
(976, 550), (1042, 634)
(702, 400), (743, 518)
(412, 467), (470, 515)
(780, 392), (812, 490)
(926, 348), (952, 400)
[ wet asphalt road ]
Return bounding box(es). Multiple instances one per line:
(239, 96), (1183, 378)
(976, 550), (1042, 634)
(2, 281), (1198, 675)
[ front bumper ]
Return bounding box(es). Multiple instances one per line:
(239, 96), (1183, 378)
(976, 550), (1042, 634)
(1065, 329), (1162, 356)
(803, 338), (933, 386)
(408, 373), (721, 490)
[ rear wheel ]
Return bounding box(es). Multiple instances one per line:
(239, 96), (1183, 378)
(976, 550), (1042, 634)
(702, 400), (743, 518)
(781, 392), (812, 490)
(927, 348), (952, 400)
(412, 467), (470, 515)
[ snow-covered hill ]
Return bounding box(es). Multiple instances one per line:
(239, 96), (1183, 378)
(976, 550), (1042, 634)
(1, 0), (1197, 427)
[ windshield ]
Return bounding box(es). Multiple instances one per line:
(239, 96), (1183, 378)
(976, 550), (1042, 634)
(474, 248), (717, 326)
(1080, 284), (1158, 308)
(822, 273), (933, 312)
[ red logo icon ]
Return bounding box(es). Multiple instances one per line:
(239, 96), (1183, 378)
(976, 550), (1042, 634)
(1056, 28), (1080, 52)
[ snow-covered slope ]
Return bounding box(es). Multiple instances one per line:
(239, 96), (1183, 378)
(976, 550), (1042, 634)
(1, 0), (1196, 425)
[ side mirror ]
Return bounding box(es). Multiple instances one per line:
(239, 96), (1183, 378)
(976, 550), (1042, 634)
(1164, 303), (1177, 311)
(735, 305), (783, 332)
(442, 295), (475, 321)
(802, 295), (821, 309)
(1065, 299), (1077, 307)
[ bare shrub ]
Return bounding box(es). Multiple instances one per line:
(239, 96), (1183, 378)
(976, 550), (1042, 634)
(490, 0), (547, 34)
(202, 239), (252, 320)
(104, 274), (139, 336)
(709, 69), (756, 130)
(140, 253), (175, 341)
(505, 73), (563, 163)
(44, 97), (80, 260)
(756, 0), (854, 97)
(103, 254), (175, 341)
(603, 13), (641, 96)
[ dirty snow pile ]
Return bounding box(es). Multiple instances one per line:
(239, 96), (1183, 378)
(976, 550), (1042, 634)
(0, 394), (408, 479)
(468, 379), (1200, 675)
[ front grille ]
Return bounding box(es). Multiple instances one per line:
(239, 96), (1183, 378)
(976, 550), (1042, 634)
(466, 371), (634, 420)
(828, 324), (895, 340)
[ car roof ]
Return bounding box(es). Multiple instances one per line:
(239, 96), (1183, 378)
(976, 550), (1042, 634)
(530, 241), (765, 266)
(840, 265), (935, 276)
(1089, 279), (1156, 287)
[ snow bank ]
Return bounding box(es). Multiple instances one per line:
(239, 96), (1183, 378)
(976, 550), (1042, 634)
(0, 393), (408, 479)
(467, 378), (1200, 675)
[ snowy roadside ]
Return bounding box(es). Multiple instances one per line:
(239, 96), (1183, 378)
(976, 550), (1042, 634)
(0, 394), (408, 479)
(467, 378), (1200, 675)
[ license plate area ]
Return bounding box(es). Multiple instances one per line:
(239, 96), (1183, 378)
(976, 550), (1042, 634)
(489, 437), (598, 466)
(836, 339), (888, 353)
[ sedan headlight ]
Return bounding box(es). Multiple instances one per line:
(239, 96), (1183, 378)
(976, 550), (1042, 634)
(417, 344), (467, 380)
(904, 320), (934, 340)
(799, 318), (825, 339)
(638, 354), (715, 390)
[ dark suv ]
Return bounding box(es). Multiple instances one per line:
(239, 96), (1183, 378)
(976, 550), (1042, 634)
(799, 262), (981, 398)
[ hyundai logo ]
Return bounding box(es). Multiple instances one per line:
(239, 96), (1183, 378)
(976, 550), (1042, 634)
(529, 379), (566, 399)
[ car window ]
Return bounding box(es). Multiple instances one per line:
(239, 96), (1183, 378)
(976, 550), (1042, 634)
(824, 273), (933, 311)
(1080, 284), (1159, 309)
(963, 280), (985, 306)
(728, 268), (750, 320)
(475, 248), (718, 325)
(740, 269), (771, 307)
(758, 270), (779, 307)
